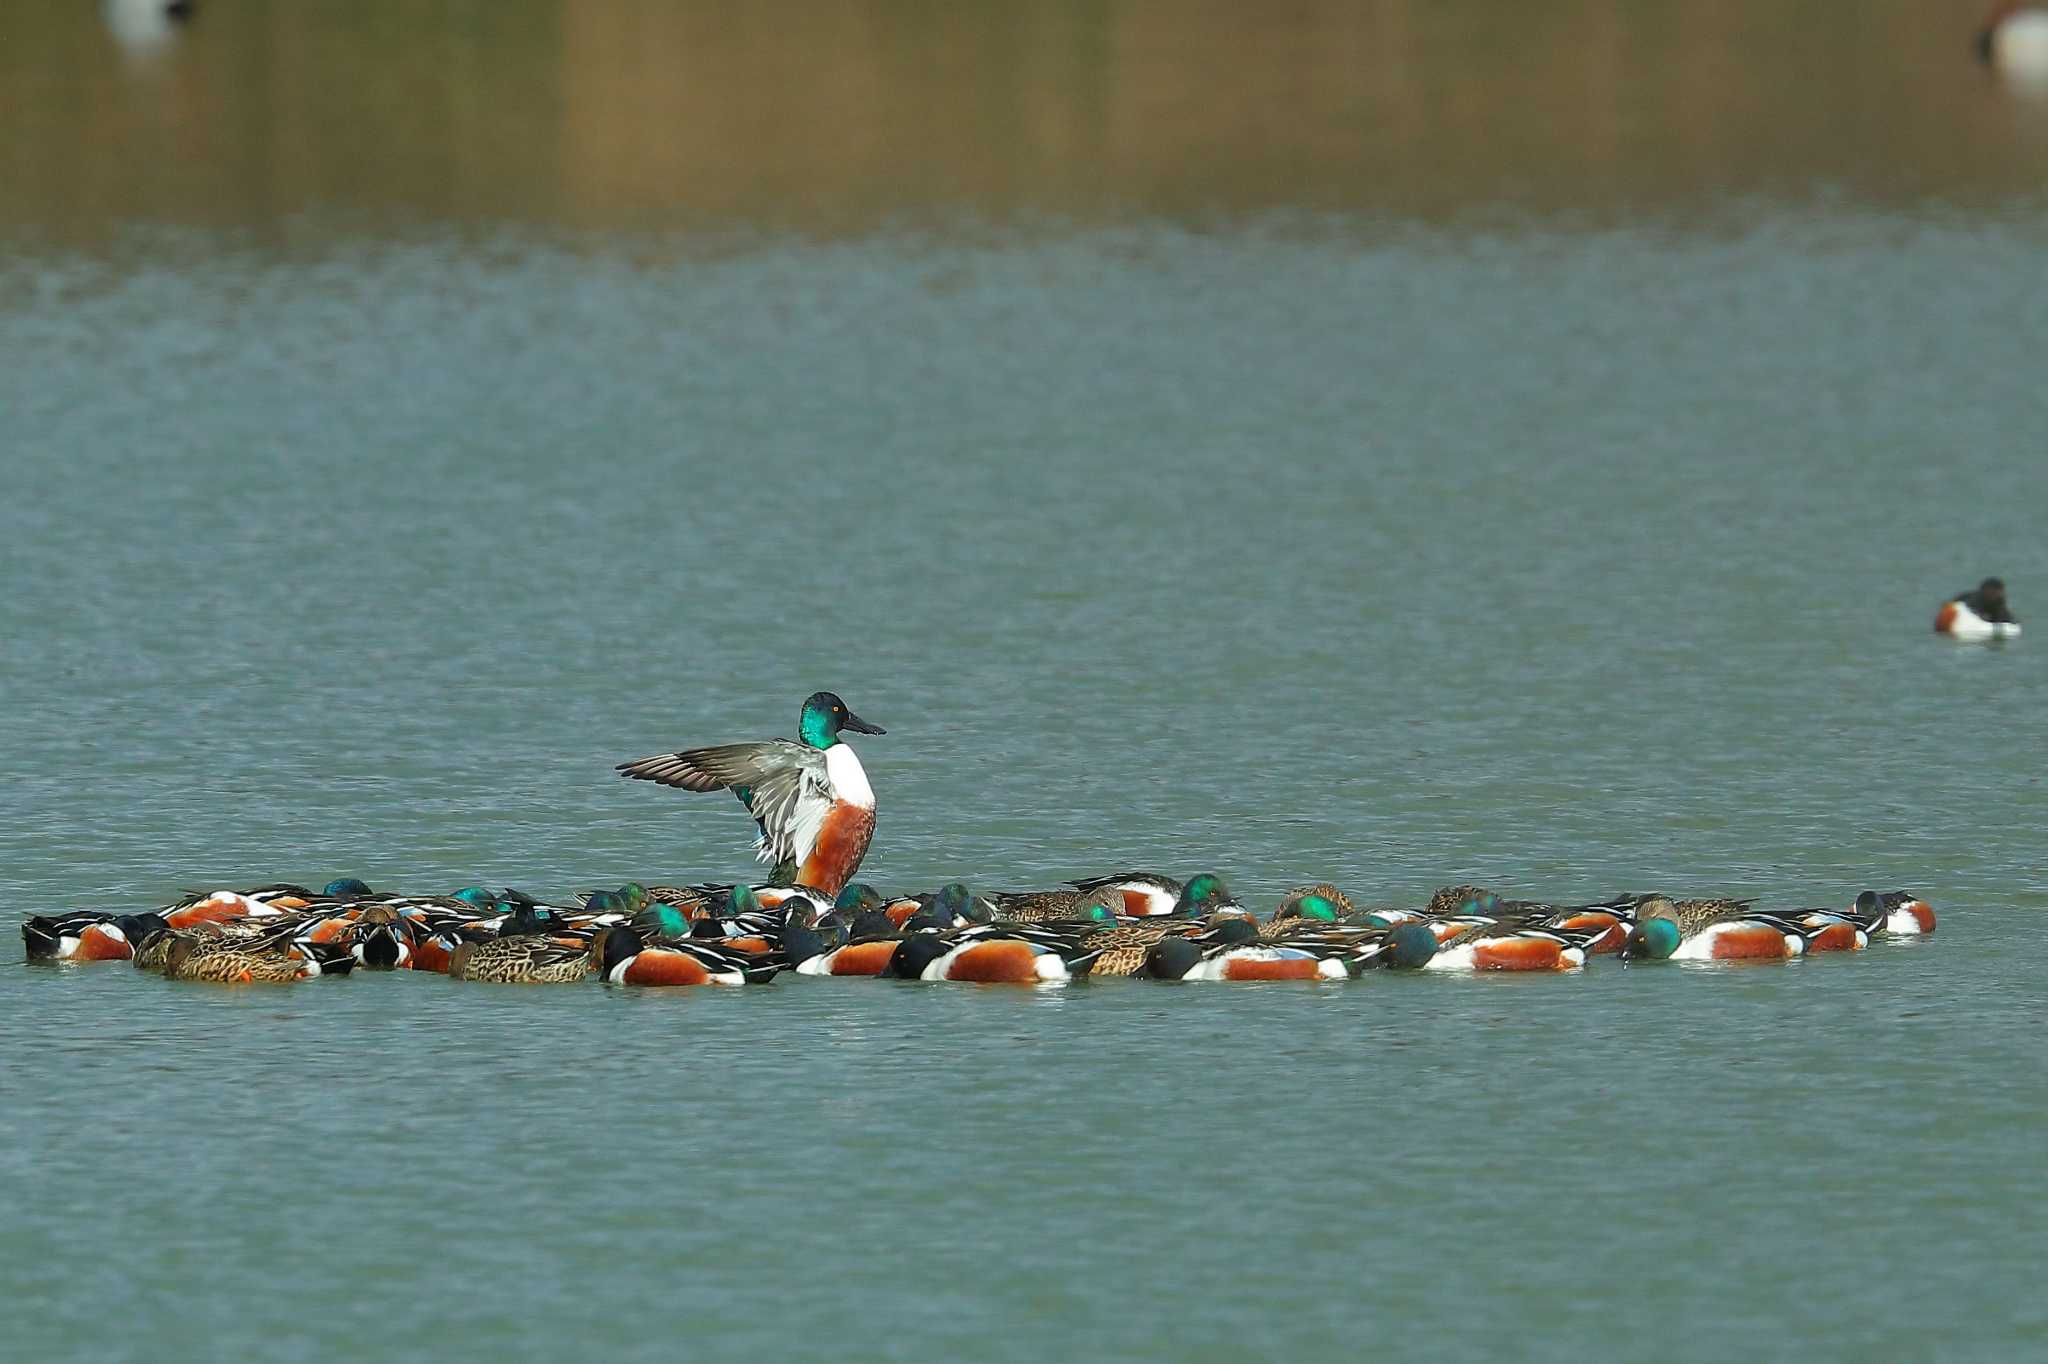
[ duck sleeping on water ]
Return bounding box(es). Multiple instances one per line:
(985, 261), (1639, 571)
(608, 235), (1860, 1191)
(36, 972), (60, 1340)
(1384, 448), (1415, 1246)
(1935, 578), (2019, 640)
(616, 692), (884, 898)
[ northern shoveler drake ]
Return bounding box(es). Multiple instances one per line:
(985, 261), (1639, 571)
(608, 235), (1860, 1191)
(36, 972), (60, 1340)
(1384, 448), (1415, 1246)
(1755, 901), (1876, 954)
(671, 882), (832, 923)
(1876, 890), (1937, 935)
(1619, 896), (1821, 962)
(1075, 872), (1184, 918)
(790, 911), (912, 976)
(596, 926), (780, 986)
(1141, 918), (1431, 980)
(345, 904), (417, 969)
(1257, 907), (1439, 963)
(1145, 932), (1351, 981)
(1171, 909), (1441, 970)
(1434, 888), (1641, 954)
(885, 924), (1105, 983)
(1422, 914), (1605, 972)
(1161, 873), (1237, 919)
(831, 883), (886, 917)
(23, 911), (176, 963)
(1978, 5), (2048, 86)
(872, 882), (997, 932)
(616, 692), (885, 898)
(1935, 578), (2020, 640)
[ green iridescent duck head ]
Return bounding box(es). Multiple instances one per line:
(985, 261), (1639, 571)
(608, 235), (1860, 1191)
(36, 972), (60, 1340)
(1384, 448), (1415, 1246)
(1291, 894), (1342, 923)
(798, 692), (885, 750)
(1621, 917), (1682, 961)
(1173, 874), (1230, 916)
(633, 904), (693, 941)
(1380, 922), (1439, 969)
(834, 882), (884, 914)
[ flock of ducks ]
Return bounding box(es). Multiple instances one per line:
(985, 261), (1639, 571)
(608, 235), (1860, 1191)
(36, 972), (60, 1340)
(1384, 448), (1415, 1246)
(21, 874), (1938, 987)
(22, 690), (1941, 987)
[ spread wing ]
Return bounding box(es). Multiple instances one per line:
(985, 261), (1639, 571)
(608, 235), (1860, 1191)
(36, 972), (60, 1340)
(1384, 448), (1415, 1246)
(616, 740), (832, 869)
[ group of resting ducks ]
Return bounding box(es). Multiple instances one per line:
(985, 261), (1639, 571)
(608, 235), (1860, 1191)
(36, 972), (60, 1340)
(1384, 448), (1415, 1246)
(19, 689), (1948, 985)
(21, 872), (1939, 986)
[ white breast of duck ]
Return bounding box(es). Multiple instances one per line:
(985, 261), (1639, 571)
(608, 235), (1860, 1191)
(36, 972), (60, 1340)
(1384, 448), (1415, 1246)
(824, 742), (875, 808)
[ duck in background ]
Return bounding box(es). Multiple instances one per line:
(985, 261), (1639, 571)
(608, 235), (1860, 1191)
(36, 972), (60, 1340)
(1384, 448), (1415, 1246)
(1935, 577), (2020, 640)
(1978, 5), (2048, 90)
(103, 0), (195, 59)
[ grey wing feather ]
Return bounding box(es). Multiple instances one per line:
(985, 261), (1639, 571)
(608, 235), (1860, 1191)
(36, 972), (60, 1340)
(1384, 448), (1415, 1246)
(616, 742), (791, 793)
(616, 740), (827, 868)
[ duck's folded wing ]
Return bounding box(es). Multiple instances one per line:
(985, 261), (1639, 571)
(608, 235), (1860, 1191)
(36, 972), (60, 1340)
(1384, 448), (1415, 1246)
(617, 740), (830, 868)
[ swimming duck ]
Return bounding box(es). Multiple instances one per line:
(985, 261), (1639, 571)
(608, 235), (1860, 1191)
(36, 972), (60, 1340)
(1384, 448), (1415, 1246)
(1422, 912), (1607, 971)
(1427, 884), (1504, 917)
(991, 872), (1185, 922)
(596, 926), (780, 986)
(987, 884), (1118, 923)
(1875, 891), (1937, 936)
(790, 910), (914, 976)
(1978, 5), (2048, 87)
(1055, 916), (1204, 977)
(1935, 578), (2020, 640)
(1142, 918), (1429, 980)
(157, 934), (356, 983)
(616, 692), (885, 897)
(445, 902), (594, 983)
(918, 882), (999, 927)
(22, 911), (166, 963)
(1145, 932), (1350, 981)
(830, 883), (885, 915)
(1270, 884), (1356, 924)
(1165, 873), (1238, 919)
(1618, 896), (1813, 962)
(885, 923), (1106, 983)
(1785, 892), (1898, 947)
(1428, 889), (1640, 953)
(344, 904), (417, 969)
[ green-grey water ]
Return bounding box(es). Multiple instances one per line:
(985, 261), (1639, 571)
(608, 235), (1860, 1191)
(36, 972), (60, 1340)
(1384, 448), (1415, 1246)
(5, 3), (2047, 1360)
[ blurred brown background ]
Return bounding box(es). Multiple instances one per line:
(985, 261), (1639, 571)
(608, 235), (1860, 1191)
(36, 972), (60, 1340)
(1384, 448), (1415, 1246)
(3, 1), (2045, 242)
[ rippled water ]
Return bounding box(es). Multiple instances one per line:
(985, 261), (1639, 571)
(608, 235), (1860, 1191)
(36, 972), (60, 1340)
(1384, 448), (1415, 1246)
(5, 3), (2048, 1360)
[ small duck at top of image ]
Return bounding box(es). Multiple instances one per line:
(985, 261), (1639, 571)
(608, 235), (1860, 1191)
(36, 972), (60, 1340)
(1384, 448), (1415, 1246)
(103, 0), (196, 60)
(1977, 4), (2048, 91)
(1935, 577), (2020, 641)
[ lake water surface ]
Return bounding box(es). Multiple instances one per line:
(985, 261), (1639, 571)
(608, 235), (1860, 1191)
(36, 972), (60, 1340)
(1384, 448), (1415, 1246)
(3, 4), (2045, 1360)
